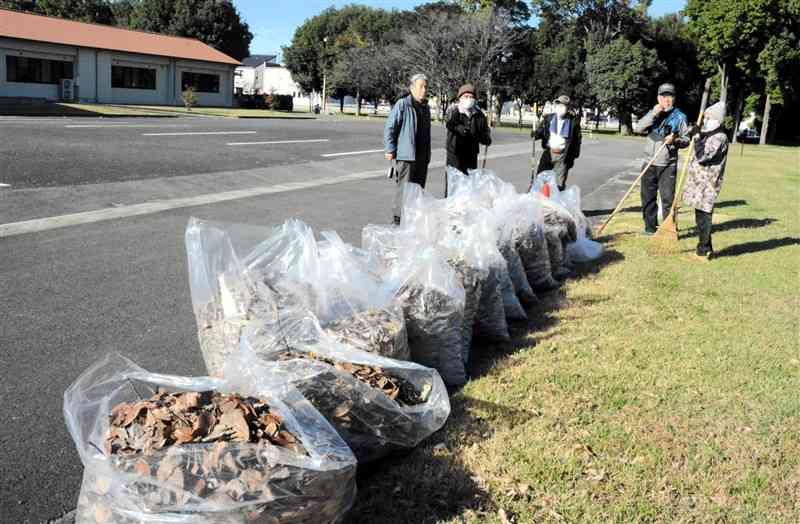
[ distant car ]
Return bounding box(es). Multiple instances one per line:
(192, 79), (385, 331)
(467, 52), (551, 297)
(737, 128), (760, 143)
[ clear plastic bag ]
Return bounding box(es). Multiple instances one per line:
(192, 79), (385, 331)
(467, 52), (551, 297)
(561, 186), (604, 262)
(361, 227), (468, 386)
(447, 168), (534, 311)
(237, 310), (451, 463)
(402, 185), (510, 350)
(64, 353), (357, 524)
(185, 218), (410, 378)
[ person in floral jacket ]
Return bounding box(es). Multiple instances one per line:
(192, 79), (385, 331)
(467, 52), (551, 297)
(682, 101), (729, 260)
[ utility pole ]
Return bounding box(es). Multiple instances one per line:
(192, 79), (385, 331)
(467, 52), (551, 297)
(321, 37), (329, 113)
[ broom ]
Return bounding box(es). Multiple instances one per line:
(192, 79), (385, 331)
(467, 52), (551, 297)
(528, 102), (541, 190)
(650, 78), (712, 250)
(594, 140), (670, 237)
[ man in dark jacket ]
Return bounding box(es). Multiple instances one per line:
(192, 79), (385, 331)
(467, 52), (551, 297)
(532, 95), (582, 191)
(384, 73), (432, 225)
(445, 83), (492, 195)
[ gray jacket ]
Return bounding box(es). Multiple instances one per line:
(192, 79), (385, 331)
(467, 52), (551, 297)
(633, 107), (691, 166)
(383, 95), (431, 163)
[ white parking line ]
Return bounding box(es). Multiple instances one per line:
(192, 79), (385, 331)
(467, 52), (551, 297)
(65, 124), (189, 128)
(0, 183), (10, 188)
(321, 149), (383, 158)
(142, 131), (257, 136)
(227, 139), (329, 146)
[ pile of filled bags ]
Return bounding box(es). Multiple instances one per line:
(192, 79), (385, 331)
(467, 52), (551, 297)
(63, 168), (602, 523)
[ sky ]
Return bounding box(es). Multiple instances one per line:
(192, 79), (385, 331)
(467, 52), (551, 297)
(234, 0), (688, 61)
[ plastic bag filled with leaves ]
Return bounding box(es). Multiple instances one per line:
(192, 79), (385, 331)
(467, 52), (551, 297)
(64, 353), (357, 524)
(402, 184), (510, 349)
(237, 309), (450, 463)
(560, 186), (604, 262)
(185, 218), (409, 378)
(361, 226), (468, 386)
(500, 193), (559, 292)
(446, 167), (532, 315)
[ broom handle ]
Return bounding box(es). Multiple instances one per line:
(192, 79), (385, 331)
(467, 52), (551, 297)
(594, 141), (669, 236)
(481, 144), (489, 168)
(665, 78), (713, 220)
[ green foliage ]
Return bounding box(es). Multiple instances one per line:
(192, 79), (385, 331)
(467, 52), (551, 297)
(0, 0), (252, 60)
(0, 0), (115, 23)
(128, 0), (252, 60)
(282, 5), (397, 95)
(586, 36), (665, 130)
(181, 86), (197, 110)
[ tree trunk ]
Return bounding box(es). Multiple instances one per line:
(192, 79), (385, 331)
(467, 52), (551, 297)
(339, 96), (344, 114)
(732, 88), (745, 144)
(718, 63), (729, 108)
(759, 93), (771, 145)
(517, 98), (523, 127)
(356, 90), (361, 116)
(620, 111), (632, 135)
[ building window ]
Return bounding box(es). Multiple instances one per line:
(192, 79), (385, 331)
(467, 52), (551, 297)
(111, 65), (156, 90)
(6, 55), (73, 84)
(182, 71), (220, 93)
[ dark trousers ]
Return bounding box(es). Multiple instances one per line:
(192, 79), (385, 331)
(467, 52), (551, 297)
(695, 209), (713, 255)
(640, 163), (677, 232)
(394, 160), (429, 222)
(445, 155), (478, 196)
(536, 150), (570, 190)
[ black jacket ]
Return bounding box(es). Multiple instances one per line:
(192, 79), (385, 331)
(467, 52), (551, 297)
(534, 113), (582, 168)
(445, 105), (492, 171)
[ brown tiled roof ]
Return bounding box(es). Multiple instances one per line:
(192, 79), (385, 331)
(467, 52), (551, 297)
(0, 9), (240, 66)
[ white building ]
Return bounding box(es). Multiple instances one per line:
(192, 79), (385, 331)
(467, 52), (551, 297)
(0, 9), (240, 106)
(235, 54), (302, 98)
(234, 54), (275, 95)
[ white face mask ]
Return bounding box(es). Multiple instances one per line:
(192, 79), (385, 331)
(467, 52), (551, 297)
(702, 118), (720, 132)
(459, 97), (476, 111)
(555, 104), (567, 117)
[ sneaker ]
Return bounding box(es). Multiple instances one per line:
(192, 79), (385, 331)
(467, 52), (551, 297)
(393, 216), (401, 226)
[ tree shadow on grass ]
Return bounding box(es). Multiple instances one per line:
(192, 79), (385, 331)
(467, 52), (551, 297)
(348, 396), (537, 523)
(679, 218), (777, 239)
(712, 237), (800, 258)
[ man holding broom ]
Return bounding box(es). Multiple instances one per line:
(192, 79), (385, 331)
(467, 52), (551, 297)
(633, 83), (691, 235)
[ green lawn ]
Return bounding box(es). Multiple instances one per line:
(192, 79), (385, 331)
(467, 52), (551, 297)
(348, 144), (800, 523)
(0, 102), (176, 117)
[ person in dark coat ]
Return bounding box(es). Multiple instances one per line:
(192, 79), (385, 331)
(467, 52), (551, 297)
(444, 83), (492, 196)
(532, 95), (582, 191)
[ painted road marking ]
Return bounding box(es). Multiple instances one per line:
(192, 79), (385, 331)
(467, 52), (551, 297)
(227, 139), (329, 146)
(0, 144), (530, 238)
(142, 131), (257, 136)
(66, 124), (189, 128)
(0, 183), (11, 188)
(321, 149), (383, 158)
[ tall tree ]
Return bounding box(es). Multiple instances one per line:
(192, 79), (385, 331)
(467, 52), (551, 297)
(685, 0), (783, 109)
(585, 36), (665, 134)
(128, 0), (252, 60)
(0, 0), (116, 24)
(282, 5), (395, 98)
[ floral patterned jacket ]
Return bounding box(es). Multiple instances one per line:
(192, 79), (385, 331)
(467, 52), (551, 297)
(682, 129), (729, 213)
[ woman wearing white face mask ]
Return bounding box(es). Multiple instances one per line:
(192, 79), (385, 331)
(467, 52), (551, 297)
(682, 101), (730, 260)
(445, 83), (492, 195)
(532, 95), (582, 191)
